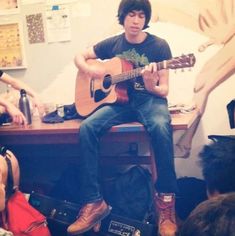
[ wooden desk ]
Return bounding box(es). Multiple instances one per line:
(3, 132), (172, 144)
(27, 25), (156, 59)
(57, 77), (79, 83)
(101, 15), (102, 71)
(0, 109), (199, 145)
(0, 109), (199, 192)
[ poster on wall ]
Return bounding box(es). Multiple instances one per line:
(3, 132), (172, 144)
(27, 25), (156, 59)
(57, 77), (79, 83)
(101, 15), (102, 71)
(0, 0), (20, 15)
(0, 22), (27, 70)
(26, 13), (45, 44)
(46, 4), (71, 43)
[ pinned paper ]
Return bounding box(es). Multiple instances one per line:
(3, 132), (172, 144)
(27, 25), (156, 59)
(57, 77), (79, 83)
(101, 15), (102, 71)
(46, 4), (71, 42)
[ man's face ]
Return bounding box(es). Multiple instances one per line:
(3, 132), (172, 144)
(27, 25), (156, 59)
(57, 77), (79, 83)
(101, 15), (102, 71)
(123, 10), (146, 36)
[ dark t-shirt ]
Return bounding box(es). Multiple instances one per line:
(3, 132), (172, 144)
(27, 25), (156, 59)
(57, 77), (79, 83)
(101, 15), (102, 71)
(94, 32), (172, 90)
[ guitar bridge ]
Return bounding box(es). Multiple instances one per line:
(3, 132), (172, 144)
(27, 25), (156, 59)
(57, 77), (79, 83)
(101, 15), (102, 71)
(90, 78), (94, 97)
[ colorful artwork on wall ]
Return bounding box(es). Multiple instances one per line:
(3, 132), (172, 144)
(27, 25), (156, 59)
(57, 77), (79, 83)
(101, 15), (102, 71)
(0, 22), (26, 70)
(26, 13), (45, 44)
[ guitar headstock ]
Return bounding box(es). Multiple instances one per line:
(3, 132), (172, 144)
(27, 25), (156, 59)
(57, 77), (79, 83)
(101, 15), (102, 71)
(167, 54), (196, 70)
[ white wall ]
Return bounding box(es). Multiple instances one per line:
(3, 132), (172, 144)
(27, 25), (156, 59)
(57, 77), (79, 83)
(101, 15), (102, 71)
(148, 22), (235, 178)
(1, 1), (235, 179)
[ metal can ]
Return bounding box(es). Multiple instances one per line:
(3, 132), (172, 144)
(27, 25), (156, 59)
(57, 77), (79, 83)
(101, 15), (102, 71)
(56, 104), (64, 117)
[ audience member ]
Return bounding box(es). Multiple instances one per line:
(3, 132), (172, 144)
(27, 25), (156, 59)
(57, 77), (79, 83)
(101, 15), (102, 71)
(178, 138), (235, 235)
(0, 70), (44, 125)
(0, 170), (5, 212)
(199, 137), (235, 198)
(0, 147), (20, 211)
(0, 147), (19, 236)
(179, 192), (235, 236)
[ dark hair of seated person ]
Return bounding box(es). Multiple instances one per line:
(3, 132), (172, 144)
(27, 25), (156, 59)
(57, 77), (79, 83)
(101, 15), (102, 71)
(199, 138), (235, 196)
(179, 192), (235, 236)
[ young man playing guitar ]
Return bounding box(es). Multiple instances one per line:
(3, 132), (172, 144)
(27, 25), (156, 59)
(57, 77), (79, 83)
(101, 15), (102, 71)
(68, 1), (178, 235)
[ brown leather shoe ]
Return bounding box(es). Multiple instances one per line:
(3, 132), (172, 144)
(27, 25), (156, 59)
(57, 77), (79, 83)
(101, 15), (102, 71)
(67, 200), (110, 235)
(155, 193), (177, 236)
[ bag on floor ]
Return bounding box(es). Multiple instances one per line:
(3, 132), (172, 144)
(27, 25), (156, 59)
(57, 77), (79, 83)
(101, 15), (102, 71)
(2, 191), (51, 236)
(110, 165), (154, 222)
(0, 146), (51, 236)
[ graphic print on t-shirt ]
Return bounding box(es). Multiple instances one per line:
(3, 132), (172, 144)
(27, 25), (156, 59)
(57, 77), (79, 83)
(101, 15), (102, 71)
(117, 48), (149, 90)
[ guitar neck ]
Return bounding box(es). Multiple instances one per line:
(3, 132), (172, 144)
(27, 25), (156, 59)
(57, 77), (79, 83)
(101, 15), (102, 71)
(112, 60), (168, 84)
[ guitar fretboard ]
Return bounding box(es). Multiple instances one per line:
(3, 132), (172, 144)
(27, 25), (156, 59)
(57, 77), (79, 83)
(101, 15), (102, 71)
(111, 60), (167, 84)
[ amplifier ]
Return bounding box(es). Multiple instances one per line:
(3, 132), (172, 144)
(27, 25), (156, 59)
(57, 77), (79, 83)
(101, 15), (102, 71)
(28, 192), (81, 225)
(100, 213), (156, 236)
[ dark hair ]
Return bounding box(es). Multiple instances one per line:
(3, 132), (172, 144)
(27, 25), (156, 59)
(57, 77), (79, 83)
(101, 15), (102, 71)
(199, 138), (235, 195)
(117, 0), (151, 30)
(179, 192), (235, 236)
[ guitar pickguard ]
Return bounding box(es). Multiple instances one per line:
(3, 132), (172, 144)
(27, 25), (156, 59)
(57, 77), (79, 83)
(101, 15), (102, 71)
(94, 89), (111, 102)
(90, 74), (112, 102)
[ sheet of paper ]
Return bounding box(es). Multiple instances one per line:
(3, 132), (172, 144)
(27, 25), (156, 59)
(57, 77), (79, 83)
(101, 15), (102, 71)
(46, 4), (71, 43)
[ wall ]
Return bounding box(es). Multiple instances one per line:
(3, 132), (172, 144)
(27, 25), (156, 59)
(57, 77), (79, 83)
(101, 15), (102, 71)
(1, 0), (234, 179)
(0, 0), (121, 96)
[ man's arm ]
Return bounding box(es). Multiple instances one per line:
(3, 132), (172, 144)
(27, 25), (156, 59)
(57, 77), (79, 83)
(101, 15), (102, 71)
(1, 72), (38, 99)
(0, 97), (26, 125)
(0, 71), (44, 116)
(74, 47), (97, 72)
(74, 47), (107, 78)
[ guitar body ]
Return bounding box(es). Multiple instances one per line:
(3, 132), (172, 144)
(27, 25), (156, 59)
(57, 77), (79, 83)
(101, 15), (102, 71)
(75, 53), (196, 117)
(75, 57), (133, 117)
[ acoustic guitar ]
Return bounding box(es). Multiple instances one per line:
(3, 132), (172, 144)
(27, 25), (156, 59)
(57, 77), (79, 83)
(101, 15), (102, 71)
(75, 54), (196, 117)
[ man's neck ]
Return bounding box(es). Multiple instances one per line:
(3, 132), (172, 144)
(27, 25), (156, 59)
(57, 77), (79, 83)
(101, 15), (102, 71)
(125, 31), (147, 44)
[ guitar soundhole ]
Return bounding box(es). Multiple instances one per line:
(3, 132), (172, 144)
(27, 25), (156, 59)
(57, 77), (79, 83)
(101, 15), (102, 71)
(103, 74), (112, 89)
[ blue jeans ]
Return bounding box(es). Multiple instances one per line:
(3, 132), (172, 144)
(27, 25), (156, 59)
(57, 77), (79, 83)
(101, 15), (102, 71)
(77, 91), (178, 204)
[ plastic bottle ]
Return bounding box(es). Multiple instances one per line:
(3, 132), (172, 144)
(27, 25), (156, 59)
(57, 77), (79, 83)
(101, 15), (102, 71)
(19, 89), (32, 124)
(6, 84), (17, 106)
